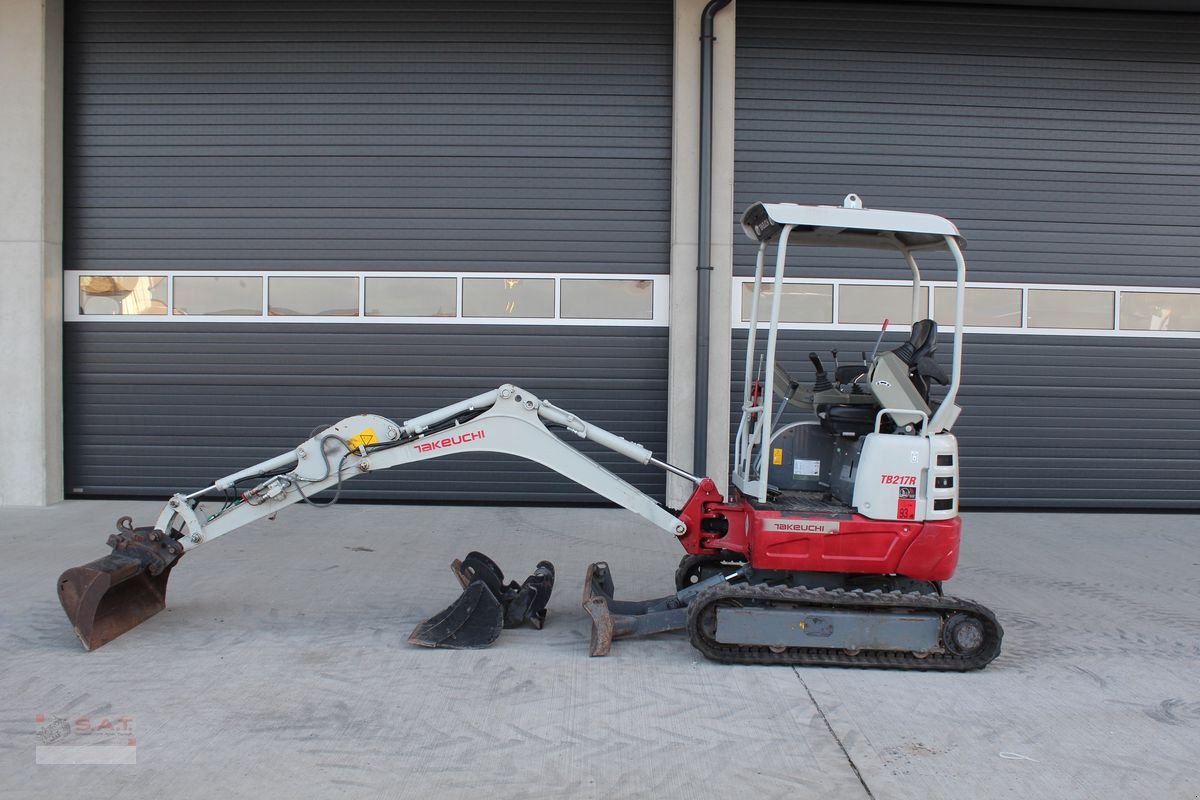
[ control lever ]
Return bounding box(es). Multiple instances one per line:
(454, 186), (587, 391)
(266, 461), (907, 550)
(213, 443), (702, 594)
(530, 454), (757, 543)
(808, 352), (832, 393)
(868, 318), (890, 363)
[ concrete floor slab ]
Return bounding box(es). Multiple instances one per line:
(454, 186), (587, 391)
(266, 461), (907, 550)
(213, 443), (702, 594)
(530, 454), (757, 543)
(1, 500), (1197, 799)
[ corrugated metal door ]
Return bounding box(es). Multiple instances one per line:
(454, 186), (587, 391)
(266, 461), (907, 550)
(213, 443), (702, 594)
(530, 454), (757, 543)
(736, 1), (1200, 507)
(64, 1), (673, 502)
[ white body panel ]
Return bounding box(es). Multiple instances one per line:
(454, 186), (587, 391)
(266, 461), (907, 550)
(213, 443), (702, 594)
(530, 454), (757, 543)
(852, 432), (959, 522)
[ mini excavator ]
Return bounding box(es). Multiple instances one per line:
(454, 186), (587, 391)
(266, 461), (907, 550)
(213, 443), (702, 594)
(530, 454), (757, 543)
(58, 196), (1003, 670)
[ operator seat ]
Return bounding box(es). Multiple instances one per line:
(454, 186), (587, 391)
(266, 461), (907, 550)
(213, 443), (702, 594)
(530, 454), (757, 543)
(817, 319), (948, 437)
(890, 318), (948, 402)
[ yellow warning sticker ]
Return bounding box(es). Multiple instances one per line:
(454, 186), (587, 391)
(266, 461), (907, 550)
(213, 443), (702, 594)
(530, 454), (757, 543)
(772, 448), (783, 466)
(346, 428), (379, 451)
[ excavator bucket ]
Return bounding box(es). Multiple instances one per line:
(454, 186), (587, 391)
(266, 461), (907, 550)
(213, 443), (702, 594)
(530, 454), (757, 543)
(58, 555), (176, 651)
(408, 552), (556, 648)
(57, 518), (185, 651)
(407, 580), (504, 649)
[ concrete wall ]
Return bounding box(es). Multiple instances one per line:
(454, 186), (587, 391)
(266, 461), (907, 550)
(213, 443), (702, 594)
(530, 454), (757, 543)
(0, 0), (64, 506)
(667, 0), (736, 506)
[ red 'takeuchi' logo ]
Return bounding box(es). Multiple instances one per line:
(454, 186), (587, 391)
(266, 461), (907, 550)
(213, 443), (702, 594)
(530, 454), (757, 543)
(880, 474), (917, 486)
(414, 430), (486, 454)
(762, 519), (840, 534)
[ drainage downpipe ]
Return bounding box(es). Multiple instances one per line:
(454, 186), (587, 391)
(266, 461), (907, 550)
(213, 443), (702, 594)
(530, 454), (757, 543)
(693, 0), (732, 478)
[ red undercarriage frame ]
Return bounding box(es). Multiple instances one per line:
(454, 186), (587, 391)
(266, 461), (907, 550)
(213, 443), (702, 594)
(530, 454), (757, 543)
(675, 478), (961, 583)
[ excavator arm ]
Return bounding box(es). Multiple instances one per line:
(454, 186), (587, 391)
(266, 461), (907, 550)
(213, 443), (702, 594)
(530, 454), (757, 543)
(157, 384), (690, 548)
(58, 384), (700, 650)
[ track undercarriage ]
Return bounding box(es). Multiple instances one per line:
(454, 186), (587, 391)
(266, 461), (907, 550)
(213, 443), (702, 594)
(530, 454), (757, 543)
(584, 556), (1002, 671)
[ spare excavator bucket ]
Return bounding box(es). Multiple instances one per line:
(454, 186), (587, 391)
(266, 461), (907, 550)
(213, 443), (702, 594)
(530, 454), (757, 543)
(57, 518), (185, 651)
(408, 552), (556, 648)
(407, 580), (505, 649)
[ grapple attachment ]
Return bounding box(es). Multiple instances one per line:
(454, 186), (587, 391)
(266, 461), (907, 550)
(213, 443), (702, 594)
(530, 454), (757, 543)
(407, 552), (555, 649)
(57, 518), (184, 651)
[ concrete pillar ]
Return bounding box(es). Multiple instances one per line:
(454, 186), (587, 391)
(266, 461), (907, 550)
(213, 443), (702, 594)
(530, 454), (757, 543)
(705, 3), (736, 499)
(0, 0), (64, 506)
(667, 0), (736, 507)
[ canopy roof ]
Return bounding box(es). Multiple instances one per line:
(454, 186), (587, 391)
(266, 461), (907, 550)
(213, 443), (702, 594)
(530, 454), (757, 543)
(741, 198), (964, 251)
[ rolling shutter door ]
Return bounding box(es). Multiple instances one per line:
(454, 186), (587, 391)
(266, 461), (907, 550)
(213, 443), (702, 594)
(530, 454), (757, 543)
(64, 0), (673, 502)
(735, 1), (1200, 507)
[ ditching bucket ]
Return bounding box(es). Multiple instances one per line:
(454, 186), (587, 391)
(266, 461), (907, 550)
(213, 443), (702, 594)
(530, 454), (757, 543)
(408, 552), (556, 649)
(57, 519), (184, 651)
(407, 581), (504, 649)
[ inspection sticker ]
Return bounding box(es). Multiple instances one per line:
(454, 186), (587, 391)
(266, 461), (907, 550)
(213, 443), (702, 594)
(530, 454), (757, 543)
(793, 459), (821, 477)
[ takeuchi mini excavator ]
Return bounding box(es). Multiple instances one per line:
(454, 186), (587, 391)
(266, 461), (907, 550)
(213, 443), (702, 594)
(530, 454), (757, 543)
(58, 196), (1003, 670)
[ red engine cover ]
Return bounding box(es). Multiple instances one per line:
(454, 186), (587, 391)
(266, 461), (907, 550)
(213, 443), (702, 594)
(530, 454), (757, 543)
(676, 481), (960, 582)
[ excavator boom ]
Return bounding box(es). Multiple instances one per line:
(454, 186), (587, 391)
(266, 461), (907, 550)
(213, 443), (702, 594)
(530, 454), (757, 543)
(58, 384), (695, 650)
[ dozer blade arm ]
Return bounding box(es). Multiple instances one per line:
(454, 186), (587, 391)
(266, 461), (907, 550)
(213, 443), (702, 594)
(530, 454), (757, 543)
(59, 384), (694, 650)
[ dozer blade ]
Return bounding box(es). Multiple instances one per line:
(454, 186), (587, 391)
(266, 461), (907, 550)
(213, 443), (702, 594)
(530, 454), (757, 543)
(582, 561), (688, 657)
(583, 561), (618, 656)
(57, 518), (186, 651)
(58, 553), (177, 651)
(407, 581), (504, 649)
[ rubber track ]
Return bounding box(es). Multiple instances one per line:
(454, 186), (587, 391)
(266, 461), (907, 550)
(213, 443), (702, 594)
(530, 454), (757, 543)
(687, 582), (1003, 671)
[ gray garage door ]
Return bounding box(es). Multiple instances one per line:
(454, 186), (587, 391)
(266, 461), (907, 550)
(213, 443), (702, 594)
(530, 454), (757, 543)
(64, 0), (673, 502)
(736, 1), (1200, 507)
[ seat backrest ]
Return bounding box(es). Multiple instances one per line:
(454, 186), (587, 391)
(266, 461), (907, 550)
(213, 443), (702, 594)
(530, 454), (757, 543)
(890, 318), (937, 367)
(890, 318), (947, 402)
